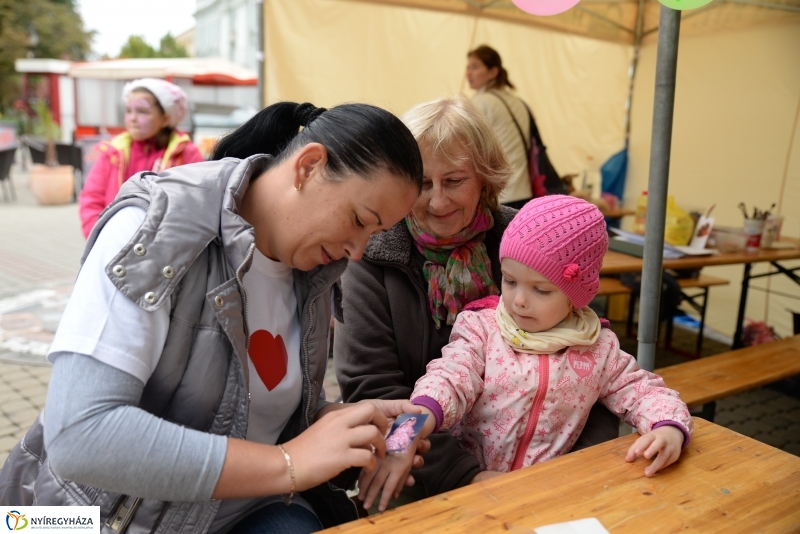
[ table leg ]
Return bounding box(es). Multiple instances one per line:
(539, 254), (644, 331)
(697, 287), (709, 357)
(733, 263), (752, 350)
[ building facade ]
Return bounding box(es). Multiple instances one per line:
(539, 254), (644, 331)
(194, 0), (259, 72)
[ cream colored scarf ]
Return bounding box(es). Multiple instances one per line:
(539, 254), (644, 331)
(495, 299), (602, 354)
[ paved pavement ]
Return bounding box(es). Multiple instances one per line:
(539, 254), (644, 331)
(0, 158), (798, 465)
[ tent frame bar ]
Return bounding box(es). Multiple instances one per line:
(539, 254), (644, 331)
(723, 0), (800, 13)
(575, 5), (637, 33)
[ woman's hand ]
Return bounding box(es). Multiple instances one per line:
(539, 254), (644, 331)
(317, 400), (432, 475)
(625, 425), (684, 477)
(358, 437), (421, 512)
(285, 402), (391, 491)
(213, 403), (393, 499)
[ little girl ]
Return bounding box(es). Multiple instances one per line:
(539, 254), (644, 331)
(359, 195), (693, 511)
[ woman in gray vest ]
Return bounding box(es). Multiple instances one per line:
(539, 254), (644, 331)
(334, 95), (619, 511)
(0, 102), (425, 533)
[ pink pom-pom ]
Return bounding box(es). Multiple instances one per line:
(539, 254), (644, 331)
(563, 264), (580, 281)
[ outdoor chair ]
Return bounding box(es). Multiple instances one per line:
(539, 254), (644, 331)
(0, 146), (16, 202)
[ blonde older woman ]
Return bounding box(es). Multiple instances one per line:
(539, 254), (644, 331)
(334, 95), (618, 508)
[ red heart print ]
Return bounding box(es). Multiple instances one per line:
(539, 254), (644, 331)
(568, 352), (595, 379)
(248, 329), (288, 391)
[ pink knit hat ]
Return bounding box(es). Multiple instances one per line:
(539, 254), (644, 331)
(499, 195), (608, 308)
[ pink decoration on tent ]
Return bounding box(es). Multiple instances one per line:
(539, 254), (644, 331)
(512, 0), (581, 16)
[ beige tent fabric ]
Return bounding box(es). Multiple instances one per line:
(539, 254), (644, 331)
(345, 0), (800, 45)
(624, 21), (800, 338)
(264, 0), (632, 179)
(263, 0), (800, 338)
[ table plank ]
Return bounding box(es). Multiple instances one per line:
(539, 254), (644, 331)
(655, 335), (800, 407)
(600, 243), (800, 275)
(326, 419), (800, 533)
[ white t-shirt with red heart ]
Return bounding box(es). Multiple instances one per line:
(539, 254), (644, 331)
(50, 206), (303, 445)
(240, 247), (302, 444)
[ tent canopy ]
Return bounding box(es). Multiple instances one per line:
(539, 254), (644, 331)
(352, 0), (800, 43)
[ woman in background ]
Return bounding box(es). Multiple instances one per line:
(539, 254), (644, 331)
(466, 45), (532, 209)
(79, 77), (204, 237)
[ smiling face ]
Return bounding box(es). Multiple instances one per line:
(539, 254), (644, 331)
(410, 144), (484, 238)
(243, 143), (419, 271)
(124, 90), (170, 141)
(501, 258), (572, 333)
(466, 55), (499, 91)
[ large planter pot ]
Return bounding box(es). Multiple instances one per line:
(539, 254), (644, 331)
(29, 164), (74, 205)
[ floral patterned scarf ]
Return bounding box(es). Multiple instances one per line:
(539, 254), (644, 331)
(406, 204), (498, 329)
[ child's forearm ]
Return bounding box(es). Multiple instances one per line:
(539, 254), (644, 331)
(407, 400), (437, 438)
(418, 406), (437, 439)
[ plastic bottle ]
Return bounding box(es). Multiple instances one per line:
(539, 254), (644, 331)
(633, 191), (648, 234)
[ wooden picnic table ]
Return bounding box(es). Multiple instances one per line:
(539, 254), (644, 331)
(599, 241), (800, 348)
(325, 419), (800, 533)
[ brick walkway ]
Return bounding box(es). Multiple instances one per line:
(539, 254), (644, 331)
(0, 158), (798, 464)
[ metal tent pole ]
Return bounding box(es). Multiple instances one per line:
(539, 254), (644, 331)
(256, 0), (265, 109)
(636, 5), (681, 372)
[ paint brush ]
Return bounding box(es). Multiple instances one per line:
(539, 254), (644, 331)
(738, 203), (749, 219)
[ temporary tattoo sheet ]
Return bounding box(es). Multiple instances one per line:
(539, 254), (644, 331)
(385, 414), (428, 453)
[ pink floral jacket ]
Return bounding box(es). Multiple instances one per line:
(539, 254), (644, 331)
(411, 298), (693, 472)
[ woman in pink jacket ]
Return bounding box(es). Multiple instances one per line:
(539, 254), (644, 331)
(78, 78), (204, 237)
(359, 195), (694, 511)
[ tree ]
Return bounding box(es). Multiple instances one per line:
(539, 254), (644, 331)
(117, 32), (188, 59)
(158, 32), (188, 58)
(118, 35), (159, 59)
(0, 0), (93, 112)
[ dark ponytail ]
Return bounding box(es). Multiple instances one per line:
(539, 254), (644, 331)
(468, 45), (515, 90)
(211, 101), (423, 191)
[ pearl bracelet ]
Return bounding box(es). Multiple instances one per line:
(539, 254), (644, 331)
(277, 444), (295, 506)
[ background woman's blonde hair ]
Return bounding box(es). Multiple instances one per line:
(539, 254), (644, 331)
(401, 94), (511, 211)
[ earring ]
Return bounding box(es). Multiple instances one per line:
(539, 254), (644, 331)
(295, 182), (302, 192)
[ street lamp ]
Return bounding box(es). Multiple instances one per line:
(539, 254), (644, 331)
(27, 23), (39, 58)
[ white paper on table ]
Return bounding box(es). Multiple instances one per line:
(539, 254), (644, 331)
(533, 518), (610, 534)
(689, 215), (714, 250)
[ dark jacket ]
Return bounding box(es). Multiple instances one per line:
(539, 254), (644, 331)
(334, 206), (619, 497)
(0, 156), (357, 532)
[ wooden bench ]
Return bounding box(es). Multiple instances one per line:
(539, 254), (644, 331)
(655, 335), (800, 419)
(596, 274), (730, 358)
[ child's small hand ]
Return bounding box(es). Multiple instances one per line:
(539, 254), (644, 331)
(358, 442), (418, 512)
(625, 425), (684, 477)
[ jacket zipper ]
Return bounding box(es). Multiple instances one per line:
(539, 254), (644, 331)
(511, 354), (549, 471)
(302, 276), (342, 426)
(235, 243), (256, 343)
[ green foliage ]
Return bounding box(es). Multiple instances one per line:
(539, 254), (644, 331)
(119, 35), (159, 59)
(31, 99), (60, 141)
(159, 33), (188, 58)
(118, 32), (188, 59)
(0, 0), (93, 111)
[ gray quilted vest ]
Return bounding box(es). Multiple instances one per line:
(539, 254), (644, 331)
(0, 155), (357, 532)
